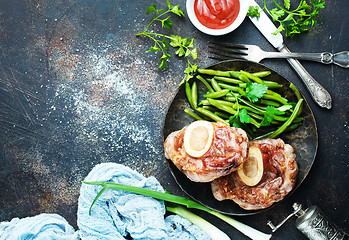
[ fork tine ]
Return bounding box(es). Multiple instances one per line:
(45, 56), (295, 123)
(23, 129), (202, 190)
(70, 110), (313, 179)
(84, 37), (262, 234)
(208, 50), (248, 61)
(208, 45), (248, 55)
(208, 41), (249, 49)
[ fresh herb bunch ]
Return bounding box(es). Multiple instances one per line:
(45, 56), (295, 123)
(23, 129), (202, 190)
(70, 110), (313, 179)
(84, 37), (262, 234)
(136, 1), (198, 83)
(247, 0), (326, 38)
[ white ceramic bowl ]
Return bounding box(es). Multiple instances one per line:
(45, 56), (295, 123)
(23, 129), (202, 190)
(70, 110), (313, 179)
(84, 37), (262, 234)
(186, 0), (248, 36)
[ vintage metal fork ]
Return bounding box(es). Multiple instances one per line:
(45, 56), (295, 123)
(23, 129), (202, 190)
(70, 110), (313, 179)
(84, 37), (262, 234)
(209, 42), (349, 68)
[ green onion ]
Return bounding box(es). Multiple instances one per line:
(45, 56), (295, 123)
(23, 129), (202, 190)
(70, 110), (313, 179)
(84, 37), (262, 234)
(83, 181), (272, 240)
(166, 204), (230, 240)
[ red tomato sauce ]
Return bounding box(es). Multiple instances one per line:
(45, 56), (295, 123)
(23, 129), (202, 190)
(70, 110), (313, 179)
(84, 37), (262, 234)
(194, 0), (240, 29)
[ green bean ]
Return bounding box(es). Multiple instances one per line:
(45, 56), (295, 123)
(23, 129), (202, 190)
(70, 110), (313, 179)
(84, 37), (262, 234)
(228, 71), (241, 79)
(197, 69), (229, 76)
(214, 111), (230, 119)
(184, 109), (204, 121)
(262, 93), (288, 105)
(185, 81), (194, 109)
(206, 78), (243, 94)
(268, 99), (304, 139)
(263, 81), (283, 88)
(195, 107), (227, 123)
(235, 105), (264, 118)
(213, 76), (243, 85)
(243, 101), (302, 123)
(259, 99), (281, 107)
(251, 104), (268, 111)
(252, 71), (271, 78)
(240, 103), (295, 122)
(218, 83), (245, 95)
(211, 77), (222, 92)
(208, 98), (261, 128)
(199, 99), (209, 106)
(196, 75), (214, 93)
(235, 101), (265, 116)
(289, 83), (303, 117)
(284, 122), (302, 132)
(212, 99), (236, 107)
(223, 96), (239, 102)
(186, 68), (302, 138)
(238, 81), (282, 89)
(200, 99), (235, 108)
(191, 81), (198, 109)
(240, 71), (264, 84)
(265, 90), (287, 101)
(205, 99), (297, 126)
(207, 98), (237, 115)
(203, 89), (230, 98)
(197, 69), (239, 78)
(290, 116), (303, 123)
(202, 105), (218, 112)
(289, 83), (302, 100)
(253, 131), (272, 140)
(254, 123), (302, 140)
(232, 98), (298, 125)
(224, 93), (284, 110)
(239, 98), (266, 111)
(225, 92), (284, 109)
(228, 104), (282, 125)
(245, 110), (280, 125)
(238, 73), (250, 83)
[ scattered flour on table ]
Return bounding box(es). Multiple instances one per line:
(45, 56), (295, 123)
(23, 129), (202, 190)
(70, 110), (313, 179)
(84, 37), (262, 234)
(46, 36), (169, 173)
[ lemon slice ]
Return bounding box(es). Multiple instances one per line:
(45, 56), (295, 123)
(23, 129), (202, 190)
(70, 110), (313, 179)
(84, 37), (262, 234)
(237, 146), (264, 186)
(183, 120), (214, 158)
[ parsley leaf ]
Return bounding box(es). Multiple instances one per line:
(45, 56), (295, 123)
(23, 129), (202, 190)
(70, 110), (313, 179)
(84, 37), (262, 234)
(284, 0), (291, 10)
(239, 109), (251, 123)
(245, 82), (268, 102)
(247, 6), (261, 18)
(146, 4), (157, 15)
(260, 106), (286, 126)
(261, 114), (273, 126)
(266, 106), (284, 116)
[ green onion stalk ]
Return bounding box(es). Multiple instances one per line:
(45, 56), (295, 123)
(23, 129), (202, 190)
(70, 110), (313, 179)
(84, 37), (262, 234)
(83, 181), (272, 240)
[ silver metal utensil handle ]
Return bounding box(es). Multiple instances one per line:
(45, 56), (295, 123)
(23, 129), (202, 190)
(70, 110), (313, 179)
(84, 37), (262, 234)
(278, 44), (332, 109)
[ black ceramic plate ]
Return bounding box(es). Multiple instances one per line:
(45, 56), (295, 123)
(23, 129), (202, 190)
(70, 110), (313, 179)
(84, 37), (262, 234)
(163, 60), (318, 216)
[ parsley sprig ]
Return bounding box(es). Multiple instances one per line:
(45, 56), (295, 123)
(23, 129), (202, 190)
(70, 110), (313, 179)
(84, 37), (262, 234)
(136, 1), (198, 82)
(247, 6), (261, 18)
(228, 82), (267, 129)
(247, 0), (326, 38)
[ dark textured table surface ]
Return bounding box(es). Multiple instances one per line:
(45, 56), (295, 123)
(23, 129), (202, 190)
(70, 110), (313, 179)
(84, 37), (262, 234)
(0, 0), (348, 239)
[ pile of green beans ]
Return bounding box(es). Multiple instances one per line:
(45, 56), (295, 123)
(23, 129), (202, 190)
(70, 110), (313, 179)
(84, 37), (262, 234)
(184, 68), (304, 139)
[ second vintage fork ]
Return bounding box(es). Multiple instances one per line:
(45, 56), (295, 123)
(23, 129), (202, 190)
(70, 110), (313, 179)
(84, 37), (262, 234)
(209, 42), (349, 68)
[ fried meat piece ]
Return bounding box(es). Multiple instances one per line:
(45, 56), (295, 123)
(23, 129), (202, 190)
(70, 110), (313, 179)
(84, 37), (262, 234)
(211, 138), (298, 210)
(164, 121), (248, 182)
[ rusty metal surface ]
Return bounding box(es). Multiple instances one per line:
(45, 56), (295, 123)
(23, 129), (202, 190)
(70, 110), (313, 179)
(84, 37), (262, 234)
(0, 0), (348, 239)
